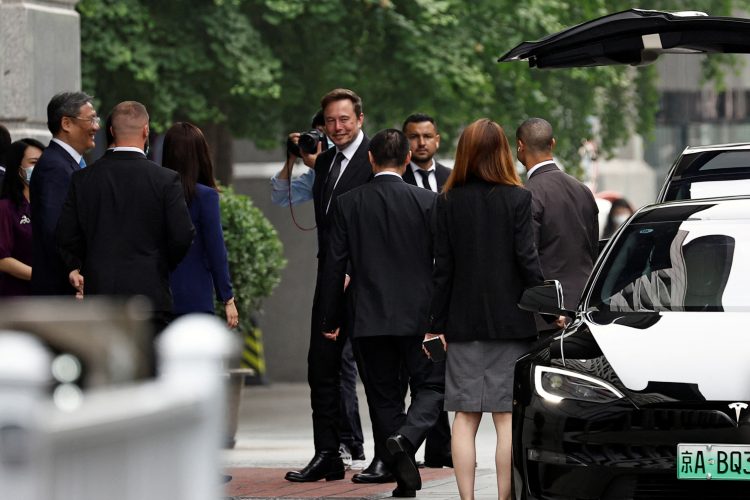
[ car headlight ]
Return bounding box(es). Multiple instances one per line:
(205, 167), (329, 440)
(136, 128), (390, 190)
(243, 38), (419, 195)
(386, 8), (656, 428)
(534, 366), (624, 404)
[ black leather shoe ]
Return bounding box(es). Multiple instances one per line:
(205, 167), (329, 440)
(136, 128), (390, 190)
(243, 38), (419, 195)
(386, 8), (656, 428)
(285, 451), (345, 482)
(392, 485), (417, 497)
(386, 435), (421, 491)
(423, 453), (453, 468)
(352, 456), (395, 483)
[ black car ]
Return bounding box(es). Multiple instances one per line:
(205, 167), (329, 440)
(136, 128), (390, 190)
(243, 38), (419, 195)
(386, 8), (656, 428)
(657, 143), (750, 203)
(514, 196), (750, 499)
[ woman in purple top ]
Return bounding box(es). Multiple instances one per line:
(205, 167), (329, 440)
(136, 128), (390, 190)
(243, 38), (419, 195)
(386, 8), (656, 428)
(0, 138), (45, 296)
(162, 122), (239, 328)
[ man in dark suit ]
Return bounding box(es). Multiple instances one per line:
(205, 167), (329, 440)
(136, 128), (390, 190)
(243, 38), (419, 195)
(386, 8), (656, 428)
(56, 101), (194, 332)
(401, 113), (453, 469)
(516, 118), (599, 331)
(30, 92), (101, 295)
(281, 89), (374, 483)
(401, 113), (451, 193)
(320, 129), (445, 498)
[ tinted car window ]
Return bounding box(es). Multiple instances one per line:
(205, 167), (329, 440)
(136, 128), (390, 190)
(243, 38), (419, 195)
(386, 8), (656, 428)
(589, 218), (750, 312)
(663, 150), (750, 201)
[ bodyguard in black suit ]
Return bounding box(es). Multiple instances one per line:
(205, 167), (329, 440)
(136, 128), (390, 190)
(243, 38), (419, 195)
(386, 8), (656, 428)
(283, 89), (373, 483)
(320, 129), (444, 498)
(31, 92), (101, 295)
(401, 113), (453, 469)
(401, 114), (451, 193)
(56, 101), (194, 329)
(516, 118), (599, 329)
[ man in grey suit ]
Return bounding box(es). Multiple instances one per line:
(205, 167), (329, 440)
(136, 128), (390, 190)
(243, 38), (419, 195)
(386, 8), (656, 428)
(516, 118), (598, 331)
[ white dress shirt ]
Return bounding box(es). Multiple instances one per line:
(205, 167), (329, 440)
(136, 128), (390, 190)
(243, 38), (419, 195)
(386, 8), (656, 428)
(409, 160), (437, 192)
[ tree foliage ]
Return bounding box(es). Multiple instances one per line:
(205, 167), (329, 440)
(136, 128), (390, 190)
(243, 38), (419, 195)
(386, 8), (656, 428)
(79, 0), (738, 173)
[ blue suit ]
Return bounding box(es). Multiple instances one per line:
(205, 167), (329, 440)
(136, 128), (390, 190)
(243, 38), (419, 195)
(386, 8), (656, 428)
(169, 183), (233, 314)
(30, 140), (80, 295)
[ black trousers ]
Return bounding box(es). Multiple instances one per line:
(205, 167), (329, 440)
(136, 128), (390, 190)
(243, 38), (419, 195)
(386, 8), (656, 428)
(339, 337), (364, 448)
(353, 335), (445, 462)
(307, 274), (362, 452)
(400, 365), (451, 460)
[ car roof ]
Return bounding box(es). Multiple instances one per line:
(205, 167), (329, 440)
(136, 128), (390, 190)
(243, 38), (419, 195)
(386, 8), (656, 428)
(633, 195), (750, 222)
(499, 9), (750, 69)
(681, 142), (750, 154)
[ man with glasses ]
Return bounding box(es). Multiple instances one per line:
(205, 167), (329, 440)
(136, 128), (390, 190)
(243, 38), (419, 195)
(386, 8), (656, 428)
(31, 91), (100, 295)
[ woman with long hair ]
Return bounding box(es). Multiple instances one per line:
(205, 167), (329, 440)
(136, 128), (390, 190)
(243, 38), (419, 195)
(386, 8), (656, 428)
(162, 122), (238, 328)
(428, 119), (543, 500)
(0, 138), (45, 296)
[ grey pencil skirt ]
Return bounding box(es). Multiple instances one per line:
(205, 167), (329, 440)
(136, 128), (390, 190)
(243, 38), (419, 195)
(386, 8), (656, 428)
(444, 338), (534, 413)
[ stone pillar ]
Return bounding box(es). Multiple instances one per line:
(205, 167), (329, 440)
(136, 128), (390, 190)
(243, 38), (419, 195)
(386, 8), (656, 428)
(0, 0), (81, 142)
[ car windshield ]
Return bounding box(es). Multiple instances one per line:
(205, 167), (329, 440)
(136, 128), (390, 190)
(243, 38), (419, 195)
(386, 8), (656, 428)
(663, 150), (750, 201)
(589, 213), (750, 312)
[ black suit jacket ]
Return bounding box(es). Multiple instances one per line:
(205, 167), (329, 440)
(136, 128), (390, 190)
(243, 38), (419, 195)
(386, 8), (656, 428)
(56, 151), (195, 313)
(30, 140), (81, 294)
(525, 163), (599, 314)
(312, 137), (373, 265)
(429, 178), (544, 342)
(402, 161), (452, 192)
(320, 174), (437, 337)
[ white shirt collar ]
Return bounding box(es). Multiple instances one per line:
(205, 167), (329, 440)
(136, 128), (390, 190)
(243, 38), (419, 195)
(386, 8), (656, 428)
(112, 146), (146, 155)
(338, 130), (364, 161)
(375, 171), (402, 178)
(409, 159), (435, 174)
(51, 138), (83, 165)
(527, 159), (557, 178)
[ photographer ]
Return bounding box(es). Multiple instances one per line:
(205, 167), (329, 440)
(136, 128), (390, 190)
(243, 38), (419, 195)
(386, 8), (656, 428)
(270, 110), (329, 206)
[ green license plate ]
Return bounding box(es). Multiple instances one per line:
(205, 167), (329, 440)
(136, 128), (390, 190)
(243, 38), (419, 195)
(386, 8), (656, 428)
(677, 444), (750, 480)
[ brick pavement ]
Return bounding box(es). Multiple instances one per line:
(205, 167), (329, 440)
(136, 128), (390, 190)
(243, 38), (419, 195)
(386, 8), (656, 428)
(225, 467), (455, 499)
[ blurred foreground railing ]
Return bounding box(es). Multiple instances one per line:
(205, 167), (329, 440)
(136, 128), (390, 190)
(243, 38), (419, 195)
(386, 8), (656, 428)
(0, 313), (237, 500)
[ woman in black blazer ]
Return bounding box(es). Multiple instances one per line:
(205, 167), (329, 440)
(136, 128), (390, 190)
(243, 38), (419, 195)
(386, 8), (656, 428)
(428, 119), (543, 500)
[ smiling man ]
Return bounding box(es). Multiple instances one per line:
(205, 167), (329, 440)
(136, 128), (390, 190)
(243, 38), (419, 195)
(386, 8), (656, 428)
(281, 89), (374, 484)
(30, 91), (100, 295)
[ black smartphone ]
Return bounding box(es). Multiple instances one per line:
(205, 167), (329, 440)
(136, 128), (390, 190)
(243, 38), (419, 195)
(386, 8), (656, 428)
(422, 336), (446, 362)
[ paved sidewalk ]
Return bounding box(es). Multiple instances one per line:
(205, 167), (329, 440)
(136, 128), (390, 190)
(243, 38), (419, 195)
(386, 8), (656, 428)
(222, 383), (500, 499)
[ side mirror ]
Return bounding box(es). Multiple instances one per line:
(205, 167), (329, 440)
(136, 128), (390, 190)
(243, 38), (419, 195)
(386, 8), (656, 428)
(518, 280), (573, 318)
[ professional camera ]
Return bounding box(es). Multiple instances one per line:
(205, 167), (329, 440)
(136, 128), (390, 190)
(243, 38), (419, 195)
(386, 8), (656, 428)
(287, 129), (329, 157)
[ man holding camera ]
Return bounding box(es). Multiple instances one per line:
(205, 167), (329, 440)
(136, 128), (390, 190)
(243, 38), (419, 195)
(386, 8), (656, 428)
(319, 129), (445, 498)
(272, 89), (372, 483)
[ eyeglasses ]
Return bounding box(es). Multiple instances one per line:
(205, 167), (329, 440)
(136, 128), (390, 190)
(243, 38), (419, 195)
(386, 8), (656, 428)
(67, 115), (101, 127)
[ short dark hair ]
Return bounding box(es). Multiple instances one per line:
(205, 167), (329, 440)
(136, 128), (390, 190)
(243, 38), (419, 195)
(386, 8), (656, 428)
(320, 88), (363, 116)
(1, 138), (46, 206)
(104, 111), (115, 147)
(311, 109), (325, 129)
(47, 91), (94, 135)
(402, 113), (437, 132)
(369, 129), (409, 168)
(516, 117), (554, 154)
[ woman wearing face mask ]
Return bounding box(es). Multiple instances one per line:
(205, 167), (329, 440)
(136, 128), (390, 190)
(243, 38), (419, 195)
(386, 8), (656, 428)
(602, 197), (635, 239)
(0, 138), (45, 295)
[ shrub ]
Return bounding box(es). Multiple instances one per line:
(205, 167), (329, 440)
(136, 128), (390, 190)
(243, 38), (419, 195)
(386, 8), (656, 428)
(214, 186), (286, 326)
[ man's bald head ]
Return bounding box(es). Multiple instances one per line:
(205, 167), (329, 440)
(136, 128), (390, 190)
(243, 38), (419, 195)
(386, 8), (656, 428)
(111, 101), (149, 145)
(516, 118), (554, 155)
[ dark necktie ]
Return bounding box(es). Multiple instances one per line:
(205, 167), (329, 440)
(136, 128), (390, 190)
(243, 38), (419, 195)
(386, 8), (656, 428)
(323, 152), (345, 213)
(417, 169), (435, 192)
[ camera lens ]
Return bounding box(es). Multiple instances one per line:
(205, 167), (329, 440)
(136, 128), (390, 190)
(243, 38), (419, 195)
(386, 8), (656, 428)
(298, 130), (321, 154)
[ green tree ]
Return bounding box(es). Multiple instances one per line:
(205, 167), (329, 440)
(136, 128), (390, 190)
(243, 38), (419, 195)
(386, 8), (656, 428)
(79, 0), (738, 176)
